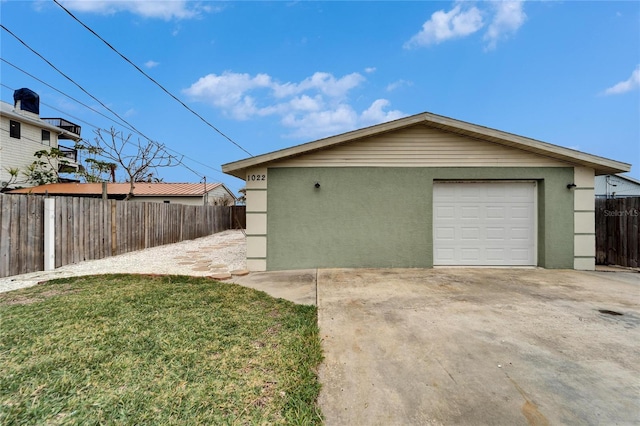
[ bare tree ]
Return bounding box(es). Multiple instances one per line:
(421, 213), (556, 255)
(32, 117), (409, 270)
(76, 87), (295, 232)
(77, 128), (179, 200)
(210, 195), (235, 206)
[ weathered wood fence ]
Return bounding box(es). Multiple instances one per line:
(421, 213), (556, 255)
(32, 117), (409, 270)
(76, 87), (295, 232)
(595, 197), (639, 268)
(0, 194), (246, 278)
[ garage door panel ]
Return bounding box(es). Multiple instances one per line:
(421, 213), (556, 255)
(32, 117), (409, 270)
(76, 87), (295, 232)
(511, 249), (532, 261)
(486, 227), (505, 240)
(433, 182), (536, 266)
(436, 248), (455, 262)
(486, 206), (506, 219)
(486, 248), (505, 261)
(461, 248), (481, 261)
(435, 227), (455, 240)
(461, 206), (480, 219)
(435, 206), (456, 219)
(510, 206), (531, 219)
(461, 227), (480, 240)
(511, 228), (530, 240)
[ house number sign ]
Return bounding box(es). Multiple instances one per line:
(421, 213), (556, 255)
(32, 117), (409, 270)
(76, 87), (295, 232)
(247, 174), (266, 182)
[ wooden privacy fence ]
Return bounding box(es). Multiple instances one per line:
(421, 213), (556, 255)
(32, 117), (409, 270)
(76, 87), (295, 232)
(595, 197), (639, 268)
(0, 194), (246, 278)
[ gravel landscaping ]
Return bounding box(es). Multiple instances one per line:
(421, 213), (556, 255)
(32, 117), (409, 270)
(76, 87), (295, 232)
(0, 230), (246, 293)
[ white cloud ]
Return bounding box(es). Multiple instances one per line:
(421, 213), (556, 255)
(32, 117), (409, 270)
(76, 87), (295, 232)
(58, 1), (216, 20)
(272, 72), (365, 99)
(386, 79), (413, 92)
(360, 100), (405, 125)
(365, 67), (377, 74)
(282, 105), (359, 139)
(183, 72), (273, 119)
(145, 60), (159, 69)
(603, 66), (640, 95)
(184, 70), (406, 139)
(404, 1), (528, 50)
(484, 1), (527, 50)
(404, 4), (484, 48)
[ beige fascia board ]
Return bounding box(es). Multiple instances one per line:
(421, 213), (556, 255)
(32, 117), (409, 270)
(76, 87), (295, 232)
(221, 111), (632, 177)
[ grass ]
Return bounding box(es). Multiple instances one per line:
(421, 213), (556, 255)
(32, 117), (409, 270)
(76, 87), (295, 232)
(0, 274), (323, 425)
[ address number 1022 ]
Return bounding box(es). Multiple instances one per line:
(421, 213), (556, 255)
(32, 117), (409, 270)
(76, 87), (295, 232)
(247, 174), (266, 182)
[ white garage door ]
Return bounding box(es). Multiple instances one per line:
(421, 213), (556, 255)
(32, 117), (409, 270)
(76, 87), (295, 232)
(433, 181), (536, 266)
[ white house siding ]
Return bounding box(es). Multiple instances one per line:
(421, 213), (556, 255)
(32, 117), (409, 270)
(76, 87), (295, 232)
(206, 185), (236, 204)
(595, 175), (640, 198)
(0, 114), (59, 187)
(131, 196), (204, 205)
(131, 187), (234, 206)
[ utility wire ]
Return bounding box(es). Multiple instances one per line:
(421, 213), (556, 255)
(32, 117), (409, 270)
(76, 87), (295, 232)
(1, 80), (225, 181)
(53, 0), (253, 157)
(1, 76), (226, 178)
(0, 24), (157, 145)
(1, 59), (132, 130)
(0, 31), (229, 182)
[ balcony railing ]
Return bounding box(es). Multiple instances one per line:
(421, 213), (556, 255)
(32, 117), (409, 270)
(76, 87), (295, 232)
(42, 118), (81, 138)
(57, 145), (79, 173)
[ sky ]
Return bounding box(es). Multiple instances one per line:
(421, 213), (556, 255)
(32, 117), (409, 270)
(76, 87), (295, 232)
(1, 0), (639, 195)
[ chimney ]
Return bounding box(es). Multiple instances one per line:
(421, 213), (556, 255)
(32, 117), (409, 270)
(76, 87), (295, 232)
(13, 88), (40, 115)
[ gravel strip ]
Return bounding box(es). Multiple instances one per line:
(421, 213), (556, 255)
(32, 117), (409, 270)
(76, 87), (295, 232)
(0, 230), (246, 293)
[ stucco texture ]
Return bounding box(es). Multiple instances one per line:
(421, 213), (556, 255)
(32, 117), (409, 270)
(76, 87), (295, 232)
(266, 167), (575, 270)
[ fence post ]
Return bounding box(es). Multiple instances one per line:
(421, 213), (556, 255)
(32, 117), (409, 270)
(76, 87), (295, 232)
(44, 197), (55, 271)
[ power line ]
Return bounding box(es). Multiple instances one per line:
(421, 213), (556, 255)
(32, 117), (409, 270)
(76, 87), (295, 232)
(53, 0), (253, 157)
(1, 59), (131, 130)
(0, 24), (157, 145)
(1, 81), (226, 181)
(0, 73), (227, 179)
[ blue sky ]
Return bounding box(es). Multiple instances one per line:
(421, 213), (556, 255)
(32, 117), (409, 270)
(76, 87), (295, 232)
(1, 0), (639, 194)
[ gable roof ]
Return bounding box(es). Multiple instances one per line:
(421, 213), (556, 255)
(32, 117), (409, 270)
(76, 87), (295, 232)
(221, 111), (631, 178)
(595, 174), (640, 196)
(606, 174), (640, 186)
(8, 182), (234, 198)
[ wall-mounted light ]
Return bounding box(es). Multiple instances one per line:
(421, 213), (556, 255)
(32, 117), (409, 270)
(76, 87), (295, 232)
(566, 183), (577, 190)
(314, 182), (321, 189)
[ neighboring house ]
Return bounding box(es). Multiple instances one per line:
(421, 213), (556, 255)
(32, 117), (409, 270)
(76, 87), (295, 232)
(222, 111), (631, 272)
(0, 88), (81, 189)
(8, 182), (237, 206)
(595, 174), (640, 198)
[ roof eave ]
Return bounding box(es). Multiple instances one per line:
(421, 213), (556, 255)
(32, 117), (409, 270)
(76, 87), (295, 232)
(221, 112), (631, 178)
(1, 107), (82, 141)
(221, 115), (424, 178)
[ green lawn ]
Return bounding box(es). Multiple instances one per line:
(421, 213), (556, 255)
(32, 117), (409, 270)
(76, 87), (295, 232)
(0, 274), (323, 425)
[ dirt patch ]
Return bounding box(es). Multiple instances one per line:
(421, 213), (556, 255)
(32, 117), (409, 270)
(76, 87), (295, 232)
(0, 285), (78, 306)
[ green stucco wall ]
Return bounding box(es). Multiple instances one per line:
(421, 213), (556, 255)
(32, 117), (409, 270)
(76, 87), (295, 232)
(266, 167), (574, 270)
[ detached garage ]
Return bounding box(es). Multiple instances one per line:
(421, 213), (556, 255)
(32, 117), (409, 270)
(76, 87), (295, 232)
(222, 112), (631, 272)
(433, 181), (537, 266)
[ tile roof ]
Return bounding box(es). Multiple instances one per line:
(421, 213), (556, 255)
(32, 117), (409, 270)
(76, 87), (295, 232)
(8, 182), (226, 197)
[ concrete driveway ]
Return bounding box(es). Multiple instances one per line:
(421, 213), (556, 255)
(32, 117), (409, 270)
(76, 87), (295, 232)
(317, 268), (640, 425)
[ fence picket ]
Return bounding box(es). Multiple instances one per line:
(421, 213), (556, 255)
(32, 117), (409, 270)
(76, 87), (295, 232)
(0, 194), (245, 278)
(595, 197), (640, 268)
